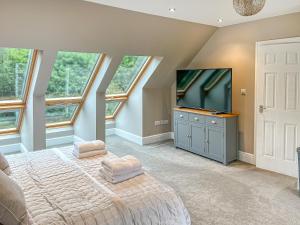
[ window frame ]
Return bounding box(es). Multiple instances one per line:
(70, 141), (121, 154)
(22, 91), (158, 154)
(0, 49), (38, 135)
(105, 56), (153, 119)
(45, 53), (105, 128)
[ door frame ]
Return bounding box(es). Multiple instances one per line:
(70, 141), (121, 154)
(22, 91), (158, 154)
(254, 37), (300, 165)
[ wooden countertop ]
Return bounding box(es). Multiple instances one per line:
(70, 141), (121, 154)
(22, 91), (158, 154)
(174, 107), (239, 118)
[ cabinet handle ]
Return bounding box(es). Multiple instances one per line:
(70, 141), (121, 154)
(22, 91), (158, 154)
(194, 117), (199, 121)
(180, 115), (183, 118)
(211, 120), (216, 124)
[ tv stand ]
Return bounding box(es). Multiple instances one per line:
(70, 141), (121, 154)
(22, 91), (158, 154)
(173, 107), (239, 165)
(211, 111), (225, 115)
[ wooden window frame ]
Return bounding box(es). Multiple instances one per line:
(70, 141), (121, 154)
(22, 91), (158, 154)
(0, 49), (38, 135)
(105, 56), (153, 120)
(45, 53), (106, 128)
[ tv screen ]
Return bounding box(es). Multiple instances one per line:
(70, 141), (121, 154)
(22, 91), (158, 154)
(176, 69), (232, 113)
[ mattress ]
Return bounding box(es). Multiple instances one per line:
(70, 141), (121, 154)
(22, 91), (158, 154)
(6, 147), (191, 225)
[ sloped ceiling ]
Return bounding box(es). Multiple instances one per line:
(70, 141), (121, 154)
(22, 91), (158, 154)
(0, 0), (216, 89)
(86, 0), (300, 27)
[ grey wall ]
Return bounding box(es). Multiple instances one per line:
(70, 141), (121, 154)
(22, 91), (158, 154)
(0, 0), (216, 147)
(173, 12), (300, 154)
(143, 88), (172, 136)
(115, 57), (163, 137)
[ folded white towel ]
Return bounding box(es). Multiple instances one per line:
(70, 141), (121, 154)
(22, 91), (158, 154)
(100, 168), (144, 184)
(74, 140), (105, 154)
(73, 149), (107, 159)
(101, 155), (142, 176)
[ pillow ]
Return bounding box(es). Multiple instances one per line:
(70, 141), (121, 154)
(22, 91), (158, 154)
(0, 153), (11, 175)
(0, 170), (28, 225)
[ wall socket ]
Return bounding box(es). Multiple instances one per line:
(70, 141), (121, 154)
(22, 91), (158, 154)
(161, 120), (169, 125)
(154, 120), (169, 126)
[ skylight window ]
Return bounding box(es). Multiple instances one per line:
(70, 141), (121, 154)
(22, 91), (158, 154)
(45, 51), (103, 128)
(105, 101), (121, 118)
(0, 109), (20, 133)
(46, 51), (100, 98)
(106, 56), (149, 96)
(46, 104), (78, 125)
(0, 48), (33, 101)
(105, 56), (151, 118)
(0, 47), (37, 134)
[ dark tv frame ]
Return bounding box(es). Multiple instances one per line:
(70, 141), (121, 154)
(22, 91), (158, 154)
(176, 68), (233, 114)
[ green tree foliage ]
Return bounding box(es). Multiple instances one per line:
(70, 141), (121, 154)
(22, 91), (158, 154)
(0, 48), (32, 101)
(45, 51), (99, 123)
(106, 56), (148, 95)
(0, 110), (19, 130)
(106, 101), (120, 117)
(0, 48), (31, 129)
(46, 51), (99, 98)
(46, 104), (77, 124)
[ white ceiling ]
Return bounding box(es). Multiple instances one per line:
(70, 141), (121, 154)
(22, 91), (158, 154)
(85, 0), (300, 27)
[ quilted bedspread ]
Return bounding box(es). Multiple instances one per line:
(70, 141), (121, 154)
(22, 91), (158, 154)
(6, 147), (191, 225)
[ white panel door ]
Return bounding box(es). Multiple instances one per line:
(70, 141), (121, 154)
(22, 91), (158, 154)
(256, 38), (300, 177)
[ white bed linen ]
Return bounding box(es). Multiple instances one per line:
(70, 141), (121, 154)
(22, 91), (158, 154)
(6, 148), (191, 225)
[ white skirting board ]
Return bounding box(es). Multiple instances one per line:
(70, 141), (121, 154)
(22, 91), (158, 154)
(238, 151), (256, 165)
(142, 132), (173, 145)
(0, 143), (28, 155)
(109, 128), (173, 145)
(46, 135), (84, 148)
(113, 128), (143, 145)
(106, 128), (116, 136)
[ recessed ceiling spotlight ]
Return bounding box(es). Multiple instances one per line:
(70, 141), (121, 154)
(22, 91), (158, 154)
(169, 8), (176, 13)
(217, 18), (223, 23)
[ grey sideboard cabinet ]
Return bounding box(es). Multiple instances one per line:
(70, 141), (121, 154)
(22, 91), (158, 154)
(174, 108), (239, 165)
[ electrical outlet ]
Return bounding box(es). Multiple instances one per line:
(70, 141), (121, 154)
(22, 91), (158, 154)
(161, 120), (169, 125)
(154, 121), (161, 126)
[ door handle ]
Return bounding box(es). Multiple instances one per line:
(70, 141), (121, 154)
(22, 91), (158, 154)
(259, 105), (266, 113)
(180, 115), (183, 118)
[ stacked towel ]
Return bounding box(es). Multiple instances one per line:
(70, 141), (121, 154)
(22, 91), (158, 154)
(73, 140), (107, 159)
(101, 155), (144, 184)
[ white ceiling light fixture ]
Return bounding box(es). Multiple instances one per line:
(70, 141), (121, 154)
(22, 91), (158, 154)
(169, 8), (176, 13)
(233, 0), (266, 16)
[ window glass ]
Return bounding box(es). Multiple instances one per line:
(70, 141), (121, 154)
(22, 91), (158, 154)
(46, 51), (100, 98)
(0, 48), (33, 101)
(46, 104), (78, 124)
(0, 109), (19, 131)
(106, 101), (121, 117)
(106, 56), (149, 95)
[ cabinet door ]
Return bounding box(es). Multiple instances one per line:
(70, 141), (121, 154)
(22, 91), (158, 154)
(190, 124), (206, 155)
(175, 121), (190, 150)
(206, 127), (224, 162)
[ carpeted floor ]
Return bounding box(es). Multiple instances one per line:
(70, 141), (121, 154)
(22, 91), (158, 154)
(106, 135), (300, 225)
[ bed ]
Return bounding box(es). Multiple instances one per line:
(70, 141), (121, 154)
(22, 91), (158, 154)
(6, 147), (191, 225)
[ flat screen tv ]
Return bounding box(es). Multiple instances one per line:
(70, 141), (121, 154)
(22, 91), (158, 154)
(176, 69), (232, 113)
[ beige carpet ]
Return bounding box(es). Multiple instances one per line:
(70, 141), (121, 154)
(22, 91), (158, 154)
(107, 135), (300, 225)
